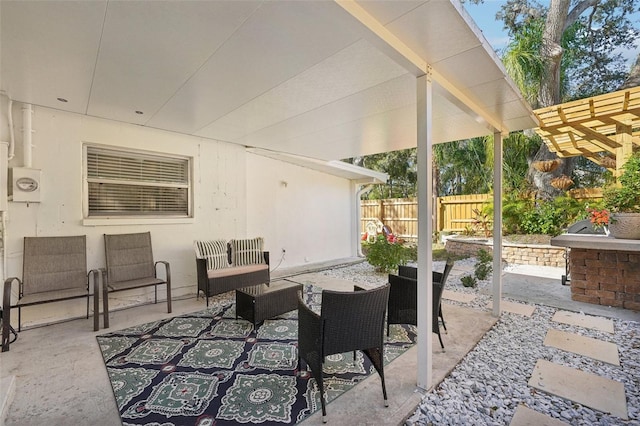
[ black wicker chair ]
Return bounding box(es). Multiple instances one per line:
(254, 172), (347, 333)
(398, 259), (453, 331)
(297, 284), (390, 423)
(387, 259), (454, 350)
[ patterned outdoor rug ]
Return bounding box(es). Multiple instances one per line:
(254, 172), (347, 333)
(97, 285), (416, 425)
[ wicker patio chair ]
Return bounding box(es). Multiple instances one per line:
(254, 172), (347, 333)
(102, 232), (171, 329)
(398, 259), (454, 331)
(297, 284), (390, 423)
(387, 259), (454, 350)
(2, 235), (100, 352)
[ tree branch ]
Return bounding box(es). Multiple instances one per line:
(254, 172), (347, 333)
(564, 0), (599, 30)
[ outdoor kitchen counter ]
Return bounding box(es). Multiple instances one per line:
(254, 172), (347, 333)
(551, 234), (640, 251)
(550, 234), (640, 311)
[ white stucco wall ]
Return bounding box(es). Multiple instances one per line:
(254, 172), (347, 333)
(2, 105), (359, 328)
(246, 153), (355, 270)
(3, 106), (248, 326)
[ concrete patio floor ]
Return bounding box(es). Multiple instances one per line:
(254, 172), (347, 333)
(0, 259), (498, 426)
(2, 259), (635, 425)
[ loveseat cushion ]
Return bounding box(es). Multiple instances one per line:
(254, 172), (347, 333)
(230, 237), (265, 266)
(207, 263), (269, 279)
(194, 240), (229, 270)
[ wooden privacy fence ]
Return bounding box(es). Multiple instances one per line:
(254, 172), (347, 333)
(361, 188), (603, 241)
(361, 195), (489, 241)
(361, 198), (418, 242)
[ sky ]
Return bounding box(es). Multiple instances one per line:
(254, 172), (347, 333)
(464, 1), (511, 53)
(463, 1), (640, 71)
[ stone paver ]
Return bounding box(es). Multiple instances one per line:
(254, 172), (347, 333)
(529, 359), (628, 420)
(443, 289), (475, 304)
(544, 329), (619, 365)
(551, 310), (614, 333)
(486, 300), (536, 317)
(510, 405), (569, 426)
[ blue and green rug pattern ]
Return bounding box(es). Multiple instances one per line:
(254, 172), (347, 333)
(97, 285), (416, 425)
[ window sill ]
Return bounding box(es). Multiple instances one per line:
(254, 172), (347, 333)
(83, 217), (195, 226)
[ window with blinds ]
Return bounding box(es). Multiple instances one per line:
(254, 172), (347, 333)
(85, 146), (191, 217)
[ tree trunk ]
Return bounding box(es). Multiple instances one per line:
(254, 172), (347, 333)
(531, 0), (572, 200)
(538, 0), (570, 107)
(619, 53), (640, 90)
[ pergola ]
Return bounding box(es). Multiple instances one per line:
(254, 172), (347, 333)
(535, 86), (640, 175)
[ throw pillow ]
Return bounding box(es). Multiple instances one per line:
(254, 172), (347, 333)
(230, 237), (265, 266)
(194, 239), (229, 270)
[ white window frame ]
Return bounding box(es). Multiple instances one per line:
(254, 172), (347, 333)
(83, 144), (193, 225)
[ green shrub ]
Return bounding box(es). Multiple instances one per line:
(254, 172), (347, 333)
(499, 193), (589, 236)
(515, 196), (587, 236)
(501, 196), (533, 234)
(603, 152), (640, 213)
(470, 208), (492, 237)
(405, 244), (418, 262)
(474, 248), (493, 280)
(476, 248), (492, 264)
(363, 234), (411, 273)
(474, 263), (492, 280)
(461, 275), (477, 288)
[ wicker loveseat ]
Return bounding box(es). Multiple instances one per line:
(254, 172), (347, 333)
(195, 238), (270, 306)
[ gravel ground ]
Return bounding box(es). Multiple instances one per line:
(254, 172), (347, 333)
(318, 259), (640, 426)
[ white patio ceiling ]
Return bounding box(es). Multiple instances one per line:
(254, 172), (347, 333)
(0, 0), (537, 161)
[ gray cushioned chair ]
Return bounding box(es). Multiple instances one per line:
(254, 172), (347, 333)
(102, 232), (171, 329)
(2, 235), (99, 352)
(297, 284), (390, 423)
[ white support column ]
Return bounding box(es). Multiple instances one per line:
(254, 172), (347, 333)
(416, 72), (433, 390)
(352, 183), (360, 257)
(355, 184), (373, 257)
(492, 131), (503, 317)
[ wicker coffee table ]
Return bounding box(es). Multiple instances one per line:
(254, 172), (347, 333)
(235, 280), (303, 328)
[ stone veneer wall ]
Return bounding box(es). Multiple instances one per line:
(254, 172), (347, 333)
(444, 238), (565, 268)
(569, 248), (640, 311)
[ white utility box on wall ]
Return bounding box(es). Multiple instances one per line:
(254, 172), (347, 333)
(9, 167), (42, 203)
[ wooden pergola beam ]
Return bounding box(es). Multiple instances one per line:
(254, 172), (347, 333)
(535, 87), (640, 173)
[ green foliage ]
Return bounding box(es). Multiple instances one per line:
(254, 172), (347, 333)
(474, 248), (493, 280)
(501, 17), (546, 106)
(571, 155), (612, 188)
(502, 132), (541, 193)
(497, 0), (638, 191)
(434, 137), (493, 196)
(472, 208), (492, 237)
(350, 130), (547, 200)
(433, 132), (542, 198)
(461, 225), (475, 236)
(501, 193), (534, 235)
(498, 0), (637, 103)
(501, 194), (588, 236)
(603, 152), (640, 213)
(363, 235), (412, 273)
(405, 244), (418, 262)
(475, 263), (492, 281)
(476, 248), (493, 264)
(346, 148), (417, 199)
(461, 275), (477, 288)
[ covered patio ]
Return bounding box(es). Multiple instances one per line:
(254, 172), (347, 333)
(0, 261), (501, 425)
(1, 1), (538, 423)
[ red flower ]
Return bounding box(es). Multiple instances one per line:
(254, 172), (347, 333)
(587, 208), (609, 229)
